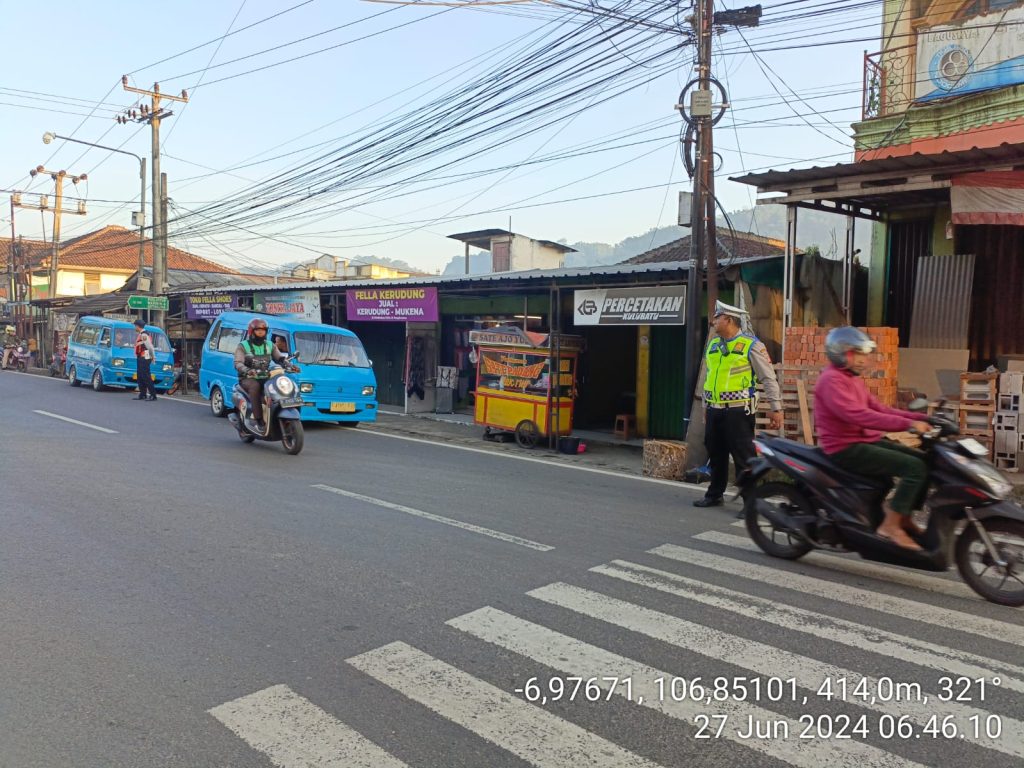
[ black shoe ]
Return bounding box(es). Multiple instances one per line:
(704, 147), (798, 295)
(693, 496), (724, 508)
(735, 510), (745, 519)
(147, 395), (157, 400)
(136, 395), (147, 400)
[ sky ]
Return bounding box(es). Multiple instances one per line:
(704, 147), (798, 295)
(0, 1), (879, 276)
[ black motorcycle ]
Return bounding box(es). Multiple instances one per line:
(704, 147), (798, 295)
(740, 407), (1024, 606)
(227, 355), (305, 455)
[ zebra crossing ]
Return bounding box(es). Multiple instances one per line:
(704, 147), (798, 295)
(209, 523), (1022, 767)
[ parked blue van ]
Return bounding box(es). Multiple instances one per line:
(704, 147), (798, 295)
(65, 316), (175, 392)
(199, 311), (378, 423)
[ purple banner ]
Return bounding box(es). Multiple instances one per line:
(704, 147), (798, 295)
(346, 287), (438, 322)
(186, 294), (237, 320)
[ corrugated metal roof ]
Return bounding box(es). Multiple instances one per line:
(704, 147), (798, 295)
(447, 228), (577, 253)
(177, 260), (697, 295)
(909, 254), (975, 349)
(731, 141), (1024, 191)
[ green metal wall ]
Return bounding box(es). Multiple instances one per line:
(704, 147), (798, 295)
(649, 325), (686, 439)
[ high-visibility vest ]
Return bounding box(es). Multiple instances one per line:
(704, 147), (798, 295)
(704, 333), (757, 406)
(242, 339), (273, 378)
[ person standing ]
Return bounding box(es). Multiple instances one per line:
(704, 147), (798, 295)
(694, 300), (783, 509)
(134, 319), (157, 401)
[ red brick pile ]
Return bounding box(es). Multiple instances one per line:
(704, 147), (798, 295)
(783, 326), (899, 406)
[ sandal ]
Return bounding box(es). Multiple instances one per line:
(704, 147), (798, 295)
(877, 529), (923, 551)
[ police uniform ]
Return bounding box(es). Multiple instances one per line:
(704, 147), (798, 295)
(697, 302), (782, 505)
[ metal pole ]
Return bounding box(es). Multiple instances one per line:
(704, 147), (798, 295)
(138, 156), (146, 319)
(844, 212), (855, 323)
(156, 172), (168, 328)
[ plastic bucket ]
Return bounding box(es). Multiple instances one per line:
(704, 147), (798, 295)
(558, 436), (581, 455)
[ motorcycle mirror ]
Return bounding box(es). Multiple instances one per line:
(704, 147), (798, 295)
(907, 397), (929, 413)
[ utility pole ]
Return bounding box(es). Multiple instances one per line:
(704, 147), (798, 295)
(679, 2), (760, 439)
(118, 77), (188, 328)
(17, 177), (88, 357)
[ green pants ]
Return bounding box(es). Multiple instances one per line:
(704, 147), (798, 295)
(829, 439), (928, 516)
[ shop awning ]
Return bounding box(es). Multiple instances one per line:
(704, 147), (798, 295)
(951, 171), (1024, 226)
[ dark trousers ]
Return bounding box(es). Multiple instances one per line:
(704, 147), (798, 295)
(829, 439), (928, 516)
(704, 406), (756, 498)
(136, 357), (155, 398)
(240, 378), (265, 421)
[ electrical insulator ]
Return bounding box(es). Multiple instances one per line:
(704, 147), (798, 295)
(122, 75), (128, 86)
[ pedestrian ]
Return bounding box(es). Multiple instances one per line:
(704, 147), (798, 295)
(134, 319), (157, 401)
(27, 336), (38, 368)
(694, 300), (783, 510)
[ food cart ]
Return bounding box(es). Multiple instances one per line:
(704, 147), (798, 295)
(469, 326), (584, 448)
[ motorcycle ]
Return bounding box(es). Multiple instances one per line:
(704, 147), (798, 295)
(226, 355), (305, 455)
(167, 361), (199, 395)
(740, 403), (1024, 606)
(8, 344), (32, 373)
(49, 349), (66, 377)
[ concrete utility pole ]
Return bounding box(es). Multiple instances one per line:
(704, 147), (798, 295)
(118, 77), (188, 328)
(679, 2), (760, 438)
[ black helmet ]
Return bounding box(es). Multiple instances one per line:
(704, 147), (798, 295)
(825, 326), (876, 369)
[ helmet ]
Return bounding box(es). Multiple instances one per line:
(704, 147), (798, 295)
(246, 318), (268, 335)
(825, 326), (876, 368)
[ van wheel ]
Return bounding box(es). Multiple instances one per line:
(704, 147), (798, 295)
(210, 386), (227, 417)
(68, 365), (81, 387)
(91, 369), (105, 392)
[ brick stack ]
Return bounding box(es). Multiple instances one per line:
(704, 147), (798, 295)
(994, 372), (1024, 471)
(782, 326), (900, 405)
(959, 372), (997, 460)
(754, 326), (902, 443)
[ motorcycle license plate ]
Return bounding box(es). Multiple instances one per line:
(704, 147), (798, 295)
(330, 401), (356, 413)
(279, 398), (303, 408)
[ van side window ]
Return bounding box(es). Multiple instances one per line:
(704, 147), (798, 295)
(217, 327), (243, 354)
(71, 325), (85, 343)
(98, 329), (111, 347)
(79, 325), (99, 345)
(114, 328), (133, 347)
(207, 320), (222, 351)
(271, 332), (289, 354)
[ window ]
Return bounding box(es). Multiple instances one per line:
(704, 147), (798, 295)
(216, 326), (243, 354)
(114, 328), (134, 347)
(98, 328), (111, 347)
(271, 332), (290, 354)
(149, 331), (172, 353)
(77, 325), (99, 346)
(207, 321), (222, 351)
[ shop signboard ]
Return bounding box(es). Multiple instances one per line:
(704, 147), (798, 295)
(916, 6), (1024, 101)
(573, 286), (686, 326)
(185, 293), (237, 320)
(254, 290), (321, 322)
(346, 286), (438, 322)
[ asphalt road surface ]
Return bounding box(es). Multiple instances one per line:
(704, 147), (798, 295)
(1, 370), (1022, 768)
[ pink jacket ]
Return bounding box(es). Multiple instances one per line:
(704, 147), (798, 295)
(814, 365), (919, 454)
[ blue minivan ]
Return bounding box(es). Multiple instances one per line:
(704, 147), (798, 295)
(199, 311), (378, 423)
(65, 316), (175, 392)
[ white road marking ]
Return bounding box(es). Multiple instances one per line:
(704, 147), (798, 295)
(593, 559), (1024, 694)
(651, 543), (1024, 646)
(526, 583), (1023, 760)
(694, 530), (976, 600)
(448, 606), (931, 768)
(312, 483), (554, 551)
(32, 410), (118, 434)
(730, 518), (746, 527)
(347, 641), (662, 768)
(209, 684), (408, 768)
(359, 428), (714, 491)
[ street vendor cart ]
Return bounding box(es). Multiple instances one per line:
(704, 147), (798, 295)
(470, 326), (584, 448)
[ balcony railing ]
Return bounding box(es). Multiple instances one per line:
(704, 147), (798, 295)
(863, 44), (915, 120)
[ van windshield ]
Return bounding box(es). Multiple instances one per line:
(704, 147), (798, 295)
(294, 331), (370, 367)
(113, 328), (171, 352)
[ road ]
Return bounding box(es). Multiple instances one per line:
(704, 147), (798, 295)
(1, 370), (1022, 768)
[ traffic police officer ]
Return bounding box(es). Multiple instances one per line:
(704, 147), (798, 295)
(694, 300), (783, 509)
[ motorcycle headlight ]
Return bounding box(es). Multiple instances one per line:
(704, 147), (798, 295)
(362, 385), (375, 396)
(162, 364), (173, 372)
(948, 452), (1012, 500)
(276, 376), (295, 396)
(299, 382), (314, 393)
(112, 358), (125, 367)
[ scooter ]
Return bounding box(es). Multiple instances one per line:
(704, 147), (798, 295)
(49, 349), (66, 377)
(8, 344), (32, 373)
(740, 404), (1024, 606)
(226, 355), (305, 455)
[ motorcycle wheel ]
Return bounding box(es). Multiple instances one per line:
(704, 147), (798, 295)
(955, 518), (1024, 607)
(280, 419), (304, 455)
(744, 481), (814, 560)
(68, 365), (81, 387)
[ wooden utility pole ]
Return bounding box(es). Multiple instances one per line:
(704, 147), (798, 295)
(118, 77), (188, 328)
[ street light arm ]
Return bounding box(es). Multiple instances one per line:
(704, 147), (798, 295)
(42, 132), (143, 166)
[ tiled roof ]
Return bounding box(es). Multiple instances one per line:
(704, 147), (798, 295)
(55, 225), (238, 273)
(0, 237), (49, 270)
(622, 230), (791, 265)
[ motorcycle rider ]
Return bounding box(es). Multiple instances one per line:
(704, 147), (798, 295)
(815, 327), (931, 550)
(233, 318), (290, 430)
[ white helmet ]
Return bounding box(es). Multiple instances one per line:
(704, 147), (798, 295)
(825, 326), (876, 369)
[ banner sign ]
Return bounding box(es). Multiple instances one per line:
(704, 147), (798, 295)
(916, 7), (1024, 101)
(346, 286), (438, 322)
(573, 286), (686, 326)
(254, 290), (321, 322)
(185, 293), (238, 320)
